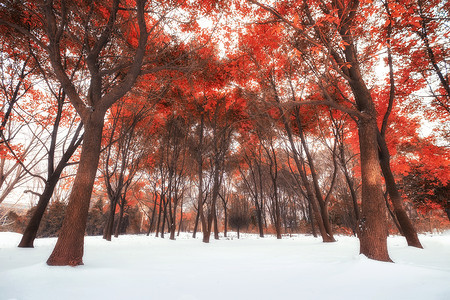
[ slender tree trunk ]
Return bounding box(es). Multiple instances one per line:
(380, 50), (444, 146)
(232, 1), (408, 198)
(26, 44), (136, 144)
(296, 113), (335, 241)
(192, 206), (200, 238)
(114, 201), (125, 238)
(197, 114), (208, 243)
(378, 134), (423, 248)
(277, 102), (332, 242)
(213, 206), (219, 240)
(146, 196), (158, 236)
(18, 179), (59, 247)
(161, 197), (168, 238)
(177, 198), (183, 236)
(47, 114), (105, 266)
(19, 123), (82, 248)
(222, 200), (228, 238)
(103, 199), (117, 241)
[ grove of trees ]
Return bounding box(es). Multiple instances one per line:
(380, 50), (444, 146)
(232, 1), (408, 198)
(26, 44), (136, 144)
(0, 0), (448, 266)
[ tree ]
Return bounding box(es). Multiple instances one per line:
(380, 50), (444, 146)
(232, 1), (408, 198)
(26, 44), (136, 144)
(1, 0), (202, 265)
(228, 195), (251, 239)
(244, 0), (395, 261)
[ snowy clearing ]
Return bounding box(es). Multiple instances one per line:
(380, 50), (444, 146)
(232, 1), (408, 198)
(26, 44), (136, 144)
(1, 232), (450, 300)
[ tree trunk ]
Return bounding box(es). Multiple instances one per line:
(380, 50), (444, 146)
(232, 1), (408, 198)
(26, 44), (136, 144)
(378, 134), (423, 248)
(277, 104), (332, 242)
(47, 113), (105, 266)
(197, 114), (208, 243)
(192, 206), (200, 238)
(103, 200), (117, 241)
(213, 206), (219, 240)
(296, 113), (335, 241)
(155, 196), (163, 238)
(19, 122), (82, 248)
(114, 201), (125, 238)
(357, 116), (391, 262)
(18, 179), (59, 247)
(308, 201), (317, 237)
(222, 200), (228, 238)
(146, 195), (158, 236)
(177, 198), (183, 236)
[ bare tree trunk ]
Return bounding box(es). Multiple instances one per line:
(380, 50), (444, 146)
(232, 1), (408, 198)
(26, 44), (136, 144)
(146, 195), (158, 236)
(114, 200), (125, 238)
(177, 198), (183, 236)
(295, 110), (335, 241)
(192, 205), (200, 238)
(155, 196), (163, 238)
(197, 113), (208, 243)
(103, 199), (117, 241)
(19, 117), (83, 248)
(213, 206), (219, 240)
(18, 180), (58, 247)
(222, 198), (228, 238)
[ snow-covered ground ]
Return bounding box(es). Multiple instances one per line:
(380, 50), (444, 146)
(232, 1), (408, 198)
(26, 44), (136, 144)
(1, 232), (449, 300)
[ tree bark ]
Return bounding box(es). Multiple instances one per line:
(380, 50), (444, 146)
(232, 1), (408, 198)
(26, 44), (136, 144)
(357, 115), (391, 262)
(378, 134), (423, 248)
(18, 180), (59, 247)
(103, 197), (117, 241)
(47, 113), (105, 266)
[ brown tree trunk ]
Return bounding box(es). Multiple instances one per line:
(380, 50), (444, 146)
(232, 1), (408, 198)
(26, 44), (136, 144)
(296, 111), (335, 241)
(276, 98), (332, 242)
(339, 16), (391, 261)
(146, 194), (158, 236)
(378, 134), (423, 248)
(155, 196), (163, 238)
(19, 121), (82, 248)
(177, 198), (183, 237)
(192, 205), (200, 238)
(114, 200), (125, 238)
(222, 197), (228, 238)
(47, 113), (105, 266)
(103, 200), (117, 241)
(197, 114), (208, 243)
(18, 179), (58, 247)
(357, 115), (391, 262)
(213, 206), (219, 240)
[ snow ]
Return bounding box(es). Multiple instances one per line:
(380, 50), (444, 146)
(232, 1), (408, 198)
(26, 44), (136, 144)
(1, 232), (450, 300)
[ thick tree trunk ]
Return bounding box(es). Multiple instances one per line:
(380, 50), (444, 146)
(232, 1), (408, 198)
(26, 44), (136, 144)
(357, 116), (391, 262)
(47, 114), (105, 266)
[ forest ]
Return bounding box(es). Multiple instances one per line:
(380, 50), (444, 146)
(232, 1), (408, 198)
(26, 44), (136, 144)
(0, 0), (449, 267)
